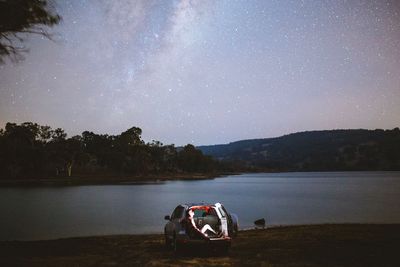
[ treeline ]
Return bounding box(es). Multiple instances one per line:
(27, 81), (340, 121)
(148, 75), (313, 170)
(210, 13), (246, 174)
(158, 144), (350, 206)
(199, 128), (400, 171)
(0, 122), (241, 180)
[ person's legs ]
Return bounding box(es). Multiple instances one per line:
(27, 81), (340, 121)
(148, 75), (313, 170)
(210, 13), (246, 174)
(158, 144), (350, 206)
(201, 224), (216, 234)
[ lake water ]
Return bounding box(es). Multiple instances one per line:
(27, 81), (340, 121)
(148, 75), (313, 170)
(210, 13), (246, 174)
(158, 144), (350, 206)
(1, 172), (400, 241)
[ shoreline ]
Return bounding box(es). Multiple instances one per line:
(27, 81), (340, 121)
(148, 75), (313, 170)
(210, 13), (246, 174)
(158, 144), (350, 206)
(1, 224), (399, 266)
(1, 170), (399, 187)
(0, 172), (240, 187)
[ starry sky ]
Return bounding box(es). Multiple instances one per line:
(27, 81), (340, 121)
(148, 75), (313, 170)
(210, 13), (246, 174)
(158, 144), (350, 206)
(0, 0), (399, 146)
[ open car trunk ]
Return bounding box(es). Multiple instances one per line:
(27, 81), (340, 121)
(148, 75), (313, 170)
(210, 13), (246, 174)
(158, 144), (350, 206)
(194, 214), (221, 237)
(188, 204), (229, 239)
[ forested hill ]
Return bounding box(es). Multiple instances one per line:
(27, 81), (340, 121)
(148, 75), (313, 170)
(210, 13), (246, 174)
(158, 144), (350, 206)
(197, 128), (400, 171)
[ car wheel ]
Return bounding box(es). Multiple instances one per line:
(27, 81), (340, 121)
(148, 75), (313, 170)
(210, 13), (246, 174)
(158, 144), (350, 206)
(233, 224), (238, 237)
(165, 234), (171, 248)
(172, 233), (180, 254)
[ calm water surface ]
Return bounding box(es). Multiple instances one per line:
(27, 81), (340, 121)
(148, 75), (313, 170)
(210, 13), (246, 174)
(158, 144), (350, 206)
(1, 171), (400, 241)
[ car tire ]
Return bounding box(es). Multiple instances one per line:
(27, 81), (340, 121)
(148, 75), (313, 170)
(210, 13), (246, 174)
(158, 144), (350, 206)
(172, 233), (180, 255)
(165, 234), (171, 249)
(233, 224), (238, 237)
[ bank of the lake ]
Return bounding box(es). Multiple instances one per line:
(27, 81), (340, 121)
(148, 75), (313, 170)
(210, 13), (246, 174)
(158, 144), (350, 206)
(0, 172), (238, 187)
(1, 224), (399, 267)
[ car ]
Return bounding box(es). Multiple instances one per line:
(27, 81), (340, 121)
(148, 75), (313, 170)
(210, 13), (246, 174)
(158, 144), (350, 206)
(164, 202), (239, 252)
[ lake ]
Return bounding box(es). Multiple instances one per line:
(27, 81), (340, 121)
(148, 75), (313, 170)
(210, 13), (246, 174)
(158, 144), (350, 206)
(1, 171), (400, 241)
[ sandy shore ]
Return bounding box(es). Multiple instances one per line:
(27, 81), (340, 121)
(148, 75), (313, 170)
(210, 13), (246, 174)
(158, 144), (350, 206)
(1, 224), (399, 266)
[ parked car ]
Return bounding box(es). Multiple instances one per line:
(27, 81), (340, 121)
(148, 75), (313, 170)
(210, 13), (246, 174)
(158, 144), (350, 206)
(164, 202), (238, 252)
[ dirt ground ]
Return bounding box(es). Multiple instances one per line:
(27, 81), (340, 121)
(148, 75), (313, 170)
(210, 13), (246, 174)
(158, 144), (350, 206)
(1, 224), (399, 267)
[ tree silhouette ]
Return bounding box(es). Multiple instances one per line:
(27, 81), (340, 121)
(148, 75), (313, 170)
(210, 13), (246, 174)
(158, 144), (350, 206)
(0, 122), (231, 180)
(0, 0), (61, 63)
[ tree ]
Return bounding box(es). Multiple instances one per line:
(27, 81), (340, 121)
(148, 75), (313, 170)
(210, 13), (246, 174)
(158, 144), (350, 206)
(0, 0), (61, 63)
(178, 144), (215, 173)
(119, 127), (143, 146)
(0, 122), (227, 180)
(0, 122), (45, 178)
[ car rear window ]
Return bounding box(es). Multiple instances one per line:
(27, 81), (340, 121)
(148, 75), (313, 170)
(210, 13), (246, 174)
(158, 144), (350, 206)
(193, 209), (206, 217)
(190, 206), (219, 217)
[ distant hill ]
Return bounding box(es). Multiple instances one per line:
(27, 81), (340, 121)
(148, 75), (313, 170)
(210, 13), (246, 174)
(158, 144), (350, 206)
(197, 128), (400, 171)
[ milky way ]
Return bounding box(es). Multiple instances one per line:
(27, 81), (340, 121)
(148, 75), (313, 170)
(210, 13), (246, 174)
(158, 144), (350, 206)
(0, 0), (399, 145)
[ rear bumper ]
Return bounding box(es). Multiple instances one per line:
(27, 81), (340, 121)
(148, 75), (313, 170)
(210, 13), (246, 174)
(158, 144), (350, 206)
(176, 235), (231, 247)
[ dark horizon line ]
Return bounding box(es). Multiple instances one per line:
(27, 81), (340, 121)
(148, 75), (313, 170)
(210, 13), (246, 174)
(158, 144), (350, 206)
(3, 121), (399, 148)
(197, 127), (400, 147)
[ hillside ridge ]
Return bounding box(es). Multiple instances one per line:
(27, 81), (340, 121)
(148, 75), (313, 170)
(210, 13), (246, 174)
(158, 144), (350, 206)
(197, 128), (400, 171)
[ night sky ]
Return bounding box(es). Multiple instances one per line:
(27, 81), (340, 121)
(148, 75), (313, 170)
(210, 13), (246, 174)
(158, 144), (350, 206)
(0, 0), (399, 145)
